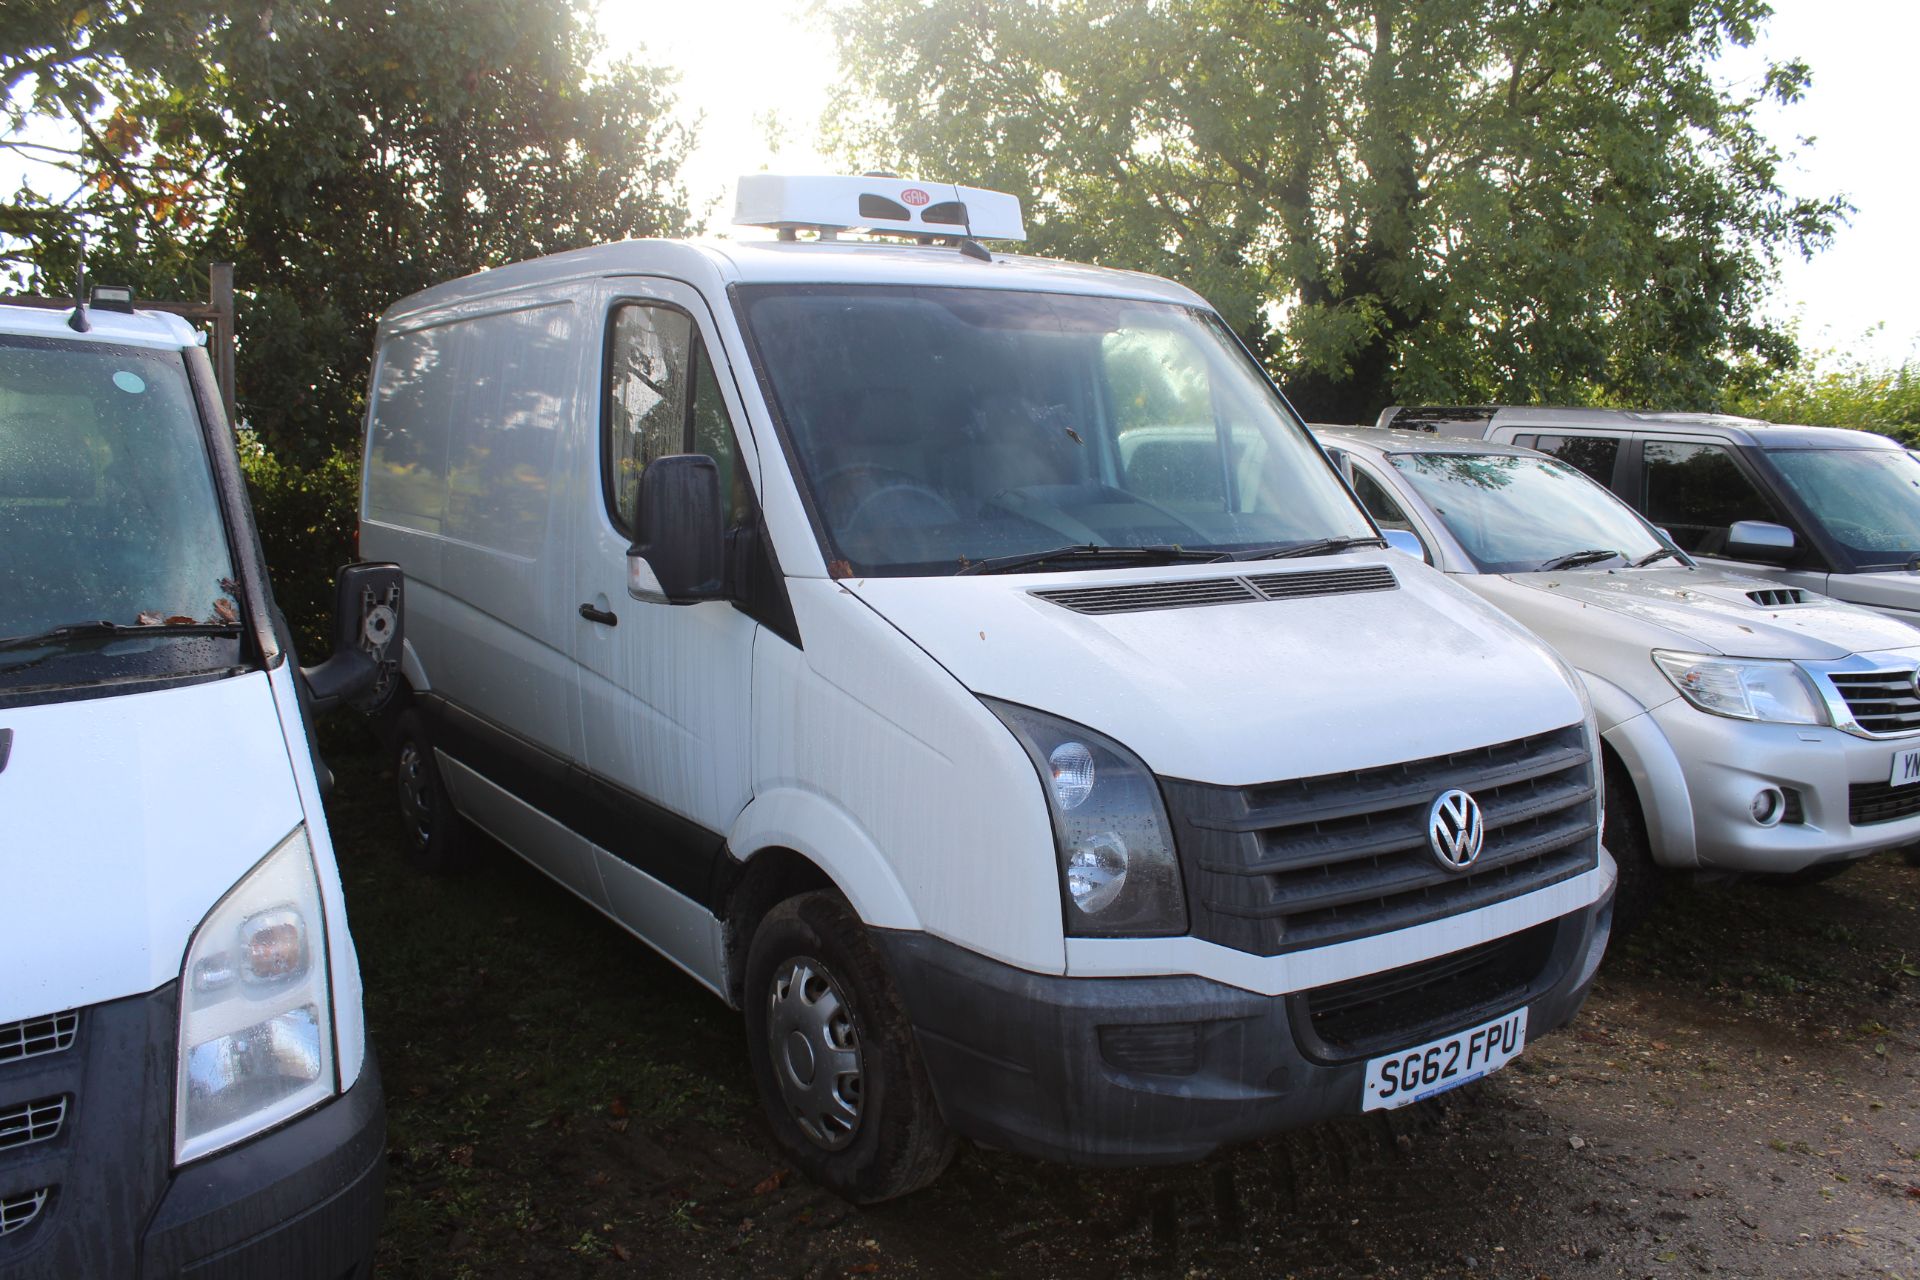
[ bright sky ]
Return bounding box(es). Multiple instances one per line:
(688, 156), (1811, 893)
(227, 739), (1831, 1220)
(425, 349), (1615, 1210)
(601, 0), (1920, 366)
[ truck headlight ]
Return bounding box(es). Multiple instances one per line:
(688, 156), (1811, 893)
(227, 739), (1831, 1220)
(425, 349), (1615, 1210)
(175, 826), (336, 1164)
(984, 699), (1186, 937)
(1651, 651), (1828, 726)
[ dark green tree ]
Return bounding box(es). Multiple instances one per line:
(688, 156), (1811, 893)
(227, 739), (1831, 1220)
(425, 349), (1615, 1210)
(831, 0), (1845, 422)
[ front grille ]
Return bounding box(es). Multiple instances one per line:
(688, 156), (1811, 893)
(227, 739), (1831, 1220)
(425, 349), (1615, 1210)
(1849, 780), (1920, 826)
(1164, 724), (1598, 956)
(1032, 564), (1397, 616)
(0, 1012), (76, 1065)
(1304, 922), (1556, 1056)
(1746, 588), (1808, 607)
(1828, 671), (1920, 735)
(0, 1188), (48, 1237)
(0, 1097), (65, 1153)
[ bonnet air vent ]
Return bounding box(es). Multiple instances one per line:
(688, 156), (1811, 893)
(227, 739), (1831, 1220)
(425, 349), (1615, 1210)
(1033, 565), (1398, 616)
(1746, 587), (1809, 607)
(1034, 577), (1259, 616)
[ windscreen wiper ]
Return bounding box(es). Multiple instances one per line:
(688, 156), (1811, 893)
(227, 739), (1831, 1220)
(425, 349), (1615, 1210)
(1537, 548), (1623, 571)
(1631, 547), (1683, 568)
(955, 544), (1231, 576)
(1228, 535), (1389, 561)
(0, 619), (241, 653)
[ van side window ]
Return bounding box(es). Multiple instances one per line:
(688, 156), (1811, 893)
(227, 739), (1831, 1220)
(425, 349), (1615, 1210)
(606, 304), (749, 535)
(1527, 433), (1619, 486)
(1640, 439), (1780, 555)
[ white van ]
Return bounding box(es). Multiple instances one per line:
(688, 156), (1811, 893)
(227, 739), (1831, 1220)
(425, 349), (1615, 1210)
(0, 295), (396, 1276)
(360, 175), (1616, 1202)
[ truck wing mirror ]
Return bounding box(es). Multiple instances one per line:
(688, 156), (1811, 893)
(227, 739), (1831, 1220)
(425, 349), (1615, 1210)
(302, 562), (404, 714)
(1724, 519), (1796, 564)
(628, 454), (725, 604)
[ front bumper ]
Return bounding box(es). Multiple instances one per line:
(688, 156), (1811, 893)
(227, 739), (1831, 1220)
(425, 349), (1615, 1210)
(0, 985), (384, 1280)
(876, 890), (1611, 1166)
(1650, 700), (1920, 873)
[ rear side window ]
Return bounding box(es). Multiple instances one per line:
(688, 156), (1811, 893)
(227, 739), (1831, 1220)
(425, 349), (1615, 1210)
(1521, 433), (1619, 486)
(604, 302), (748, 537)
(1640, 440), (1781, 555)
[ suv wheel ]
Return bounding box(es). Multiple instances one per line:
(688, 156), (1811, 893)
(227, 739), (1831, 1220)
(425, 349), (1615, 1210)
(1604, 759), (1660, 937)
(392, 709), (467, 873)
(744, 892), (955, 1203)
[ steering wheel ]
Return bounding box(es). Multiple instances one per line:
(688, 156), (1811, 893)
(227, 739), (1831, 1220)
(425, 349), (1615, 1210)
(816, 463), (961, 534)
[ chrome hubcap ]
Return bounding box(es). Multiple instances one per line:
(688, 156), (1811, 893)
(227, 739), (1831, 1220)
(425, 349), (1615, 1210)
(396, 741), (434, 849)
(766, 956), (863, 1150)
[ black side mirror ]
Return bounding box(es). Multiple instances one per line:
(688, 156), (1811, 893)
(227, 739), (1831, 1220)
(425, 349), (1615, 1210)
(1723, 519), (1796, 564)
(302, 562), (405, 714)
(627, 454), (724, 604)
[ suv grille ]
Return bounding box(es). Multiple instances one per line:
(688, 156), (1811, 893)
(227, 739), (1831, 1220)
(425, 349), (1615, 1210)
(1033, 565), (1397, 616)
(0, 1012), (75, 1065)
(0, 1097), (64, 1153)
(1829, 671), (1920, 735)
(1849, 780), (1920, 826)
(1163, 724), (1597, 956)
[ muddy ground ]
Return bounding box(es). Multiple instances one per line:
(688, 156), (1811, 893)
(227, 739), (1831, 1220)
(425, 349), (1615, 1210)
(320, 729), (1920, 1278)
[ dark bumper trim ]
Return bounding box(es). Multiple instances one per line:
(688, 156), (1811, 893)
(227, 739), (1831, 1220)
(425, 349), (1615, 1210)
(876, 891), (1611, 1166)
(139, 1055), (385, 1280)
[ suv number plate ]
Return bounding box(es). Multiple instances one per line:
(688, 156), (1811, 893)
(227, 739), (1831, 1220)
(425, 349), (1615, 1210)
(1362, 1008), (1528, 1112)
(1890, 746), (1920, 787)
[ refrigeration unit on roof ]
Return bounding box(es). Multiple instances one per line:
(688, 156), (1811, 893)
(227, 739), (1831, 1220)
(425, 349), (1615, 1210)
(733, 173), (1027, 242)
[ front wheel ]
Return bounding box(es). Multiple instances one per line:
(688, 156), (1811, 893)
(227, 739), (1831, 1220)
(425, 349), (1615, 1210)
(743, 892), (955, 1203)
(391, 709), (468, 873)
(1604, 759), (1660, 938)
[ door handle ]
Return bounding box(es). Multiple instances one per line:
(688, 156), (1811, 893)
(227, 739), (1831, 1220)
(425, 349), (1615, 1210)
(578, 603), (618, 627)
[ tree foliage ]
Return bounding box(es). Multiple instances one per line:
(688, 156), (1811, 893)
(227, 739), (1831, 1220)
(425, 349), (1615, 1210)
(831, 0), (1845, 422)
(4, 0), (694, 464)
(1726, 344), (1920, 443)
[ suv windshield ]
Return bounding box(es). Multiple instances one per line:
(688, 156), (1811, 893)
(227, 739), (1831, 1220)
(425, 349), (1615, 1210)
(0, 335), (243, 688)
(1763, 447), (1920, 569)
(1388, 451), (1667, 573)
(737, 285), (1374, 574)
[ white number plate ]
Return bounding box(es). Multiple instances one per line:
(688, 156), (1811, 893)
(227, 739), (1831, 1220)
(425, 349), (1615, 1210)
(1890, 746), (1920, 788)
(1362, 1008), (1528, 1112)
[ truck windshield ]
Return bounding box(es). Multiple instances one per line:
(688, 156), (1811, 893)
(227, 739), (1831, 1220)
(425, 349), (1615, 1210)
(1388, 452), (1667, 573)
(1762, 447), (1920, 569)
(0, 335), (243, 689)
(737, 285), (1374, 575)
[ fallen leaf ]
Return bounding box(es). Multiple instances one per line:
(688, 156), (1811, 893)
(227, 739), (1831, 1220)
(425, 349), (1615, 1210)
(608, 1098), (629, 1118)
(752, 1170), (789, 1196)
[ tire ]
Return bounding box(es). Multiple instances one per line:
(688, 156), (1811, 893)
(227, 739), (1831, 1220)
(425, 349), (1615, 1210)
(391, 709), (468, 873)
(1603, 758), (1660, 938)
(743, 892), (955, 1204)
(1903, 843), (1920, 869)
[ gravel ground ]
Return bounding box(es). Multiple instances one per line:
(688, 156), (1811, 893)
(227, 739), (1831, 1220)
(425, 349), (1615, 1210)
(321, 731), (1920, 1278)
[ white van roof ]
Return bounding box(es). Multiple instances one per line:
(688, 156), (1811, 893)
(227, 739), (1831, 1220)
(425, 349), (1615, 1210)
(0, 300), (200, 350)
(378, 237), (1209, 329)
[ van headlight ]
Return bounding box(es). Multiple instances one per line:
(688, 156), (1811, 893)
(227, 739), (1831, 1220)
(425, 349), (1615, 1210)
(1651, 651), (1828, 725)
(175, 826), (336, 1164)
(984, 699), (1187, 937)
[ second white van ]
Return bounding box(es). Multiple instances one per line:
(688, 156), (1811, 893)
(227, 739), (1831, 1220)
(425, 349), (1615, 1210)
(360, 175), (1616, 1201)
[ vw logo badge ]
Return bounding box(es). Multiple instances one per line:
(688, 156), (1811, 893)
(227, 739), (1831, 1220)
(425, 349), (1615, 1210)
(1427, 789), (1484, 872)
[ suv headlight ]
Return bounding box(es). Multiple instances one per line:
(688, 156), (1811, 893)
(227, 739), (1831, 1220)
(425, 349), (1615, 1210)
(985, 699), (1186, 937)
(1651, 650), (1828, 726)
(176, 825), (336, 1164)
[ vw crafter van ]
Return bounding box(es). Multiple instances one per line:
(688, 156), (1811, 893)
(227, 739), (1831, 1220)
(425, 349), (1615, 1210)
(0, 293), (400, 1276)
(360, 175), (1616, 1202)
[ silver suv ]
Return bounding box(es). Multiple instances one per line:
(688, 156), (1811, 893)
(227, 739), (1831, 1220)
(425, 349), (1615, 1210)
(1375, 406), (1920, 623)
(1317, 426), (1920, 926)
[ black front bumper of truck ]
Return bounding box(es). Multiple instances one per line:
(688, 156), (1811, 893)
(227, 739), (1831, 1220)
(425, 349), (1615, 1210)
(876, 889), (1612, 1166)
(0, 985), (384, 1279)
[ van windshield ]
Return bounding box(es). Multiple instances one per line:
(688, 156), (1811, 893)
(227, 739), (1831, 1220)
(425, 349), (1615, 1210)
(0, 335), (243, 690)
(737, 285), (1374, 575)
(1762, 447), (1920, 569)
